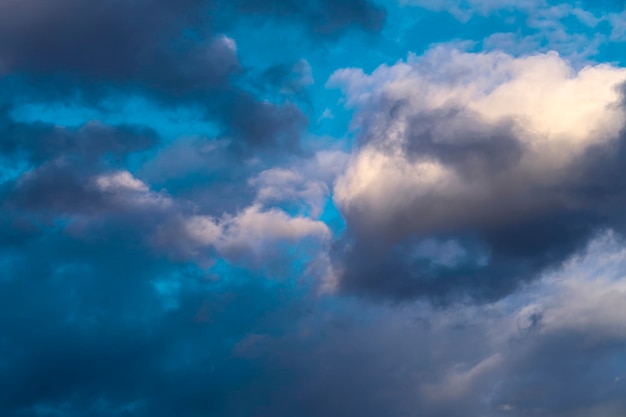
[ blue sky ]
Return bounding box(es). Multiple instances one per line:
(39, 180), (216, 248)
(2, 1), (626, 416)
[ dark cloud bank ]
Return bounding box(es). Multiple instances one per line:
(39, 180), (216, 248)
(0, 0), (385, 153)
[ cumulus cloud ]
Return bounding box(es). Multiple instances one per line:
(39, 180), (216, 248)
(250, 168), (329, 217)
(184, 205), (330, 256)
(329, 46), (626, 301)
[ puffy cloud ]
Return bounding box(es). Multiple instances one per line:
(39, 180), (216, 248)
(169, 168), (334, 281)
(185, 205), (330, 254)
(0, 0), (385, 82)
(250, 168), (329, 217)
(329, 47), (626, 301)
(95, 171), (150, 193)
(0, 109), (328, 283)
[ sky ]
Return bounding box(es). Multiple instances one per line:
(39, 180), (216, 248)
(1, 1), (626, 416)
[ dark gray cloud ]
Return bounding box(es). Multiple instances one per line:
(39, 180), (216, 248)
(335, 210), (603, 304)
(0, 109), (157, 166)
(0, 0), (386, 152)
(495, 333), (626, 417)
(0, 0), (385, 80)
(0, 108), (158, 217)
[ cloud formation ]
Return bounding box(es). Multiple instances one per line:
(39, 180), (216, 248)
(2, 1), (626, 416)
(0, 0), (385, 154)
(330, 47), (626, 301)
(5, 230), (625, 417)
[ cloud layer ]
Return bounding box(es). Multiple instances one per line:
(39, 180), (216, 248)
(2, 1), (626, 416)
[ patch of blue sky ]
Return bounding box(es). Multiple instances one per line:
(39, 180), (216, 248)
(152, 275), (184, 312)
(384, 5), (515, 54)
(206, 246), (326, 299)
(0, 252), (18, 284)
(152, 259), (289, 315)
(597, 41), (626, 67)
(573, 0), (626, 14)
(205, 258), (315, 319)
(207, 257), (297, 288)
(208, 258), (241, 284)
(319, 196), (347, 238)
(226, 15), (394, 144)
(378, 0), (625, 66)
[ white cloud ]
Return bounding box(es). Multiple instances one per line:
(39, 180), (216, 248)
(94, 170), (173, 209)
(250, 168), (329, 218)
(248, 150), (349, 219)
(329, 47), (626, 233)
(185, 204), (330, 253)
(537, 232), (626, 341)
(95, 171), (149, 193)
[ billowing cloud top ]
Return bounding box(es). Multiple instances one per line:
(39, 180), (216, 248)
(2, 1), (626, 417)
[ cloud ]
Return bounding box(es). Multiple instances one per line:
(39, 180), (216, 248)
(0, 111), (163, 221)
(0, 109), (328, 282)
(2, 116), (626, 417)
(3, 2), (626, 416)
(0, 110), (158, 166)
(329, 46), (626, 302)
(250, 168), (329, 217)
(249, 233), (626, 417)
(183, 205), (330, 262)
(0, 0), (383, 153)
(0, 0), (235, 90)
(0, 0), (386, 82)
